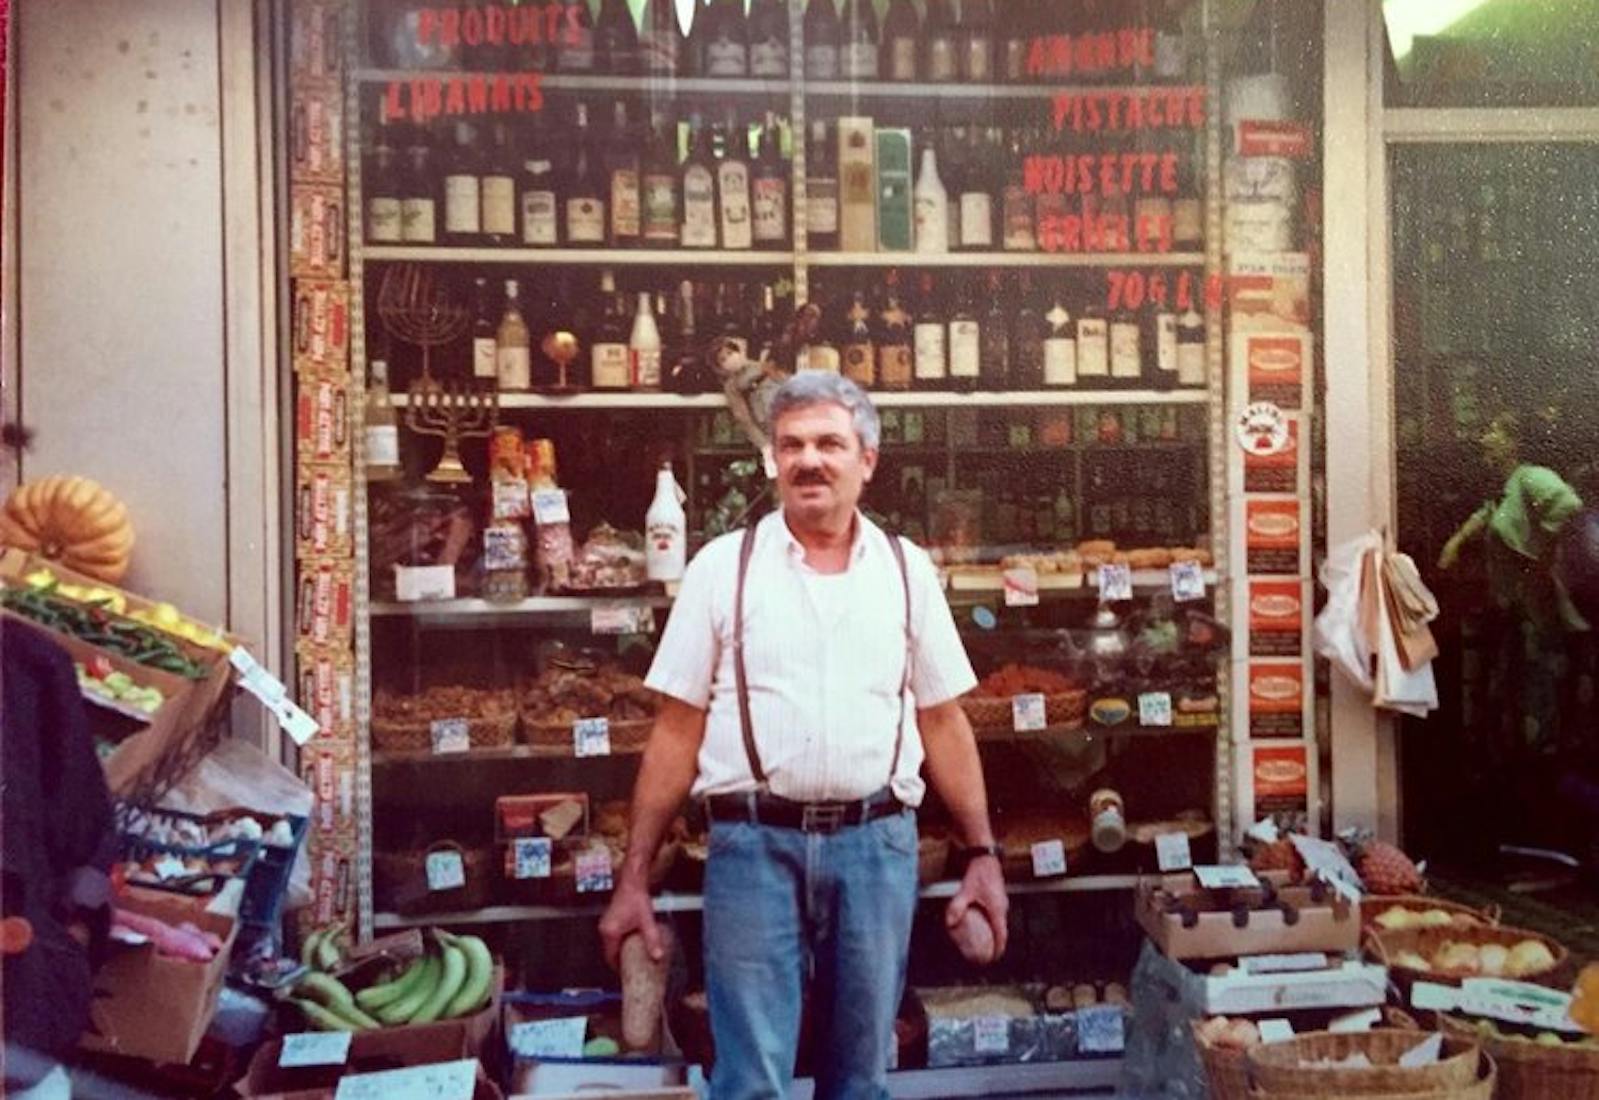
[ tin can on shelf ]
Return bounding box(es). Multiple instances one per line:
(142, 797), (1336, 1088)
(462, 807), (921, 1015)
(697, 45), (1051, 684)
(1090, 789), (1127, 853)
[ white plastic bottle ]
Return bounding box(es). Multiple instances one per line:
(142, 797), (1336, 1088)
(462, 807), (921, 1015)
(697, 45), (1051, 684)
(913, 145), (950, 254)
(646, 462), (687, 582)
(629, 291), (663, 391)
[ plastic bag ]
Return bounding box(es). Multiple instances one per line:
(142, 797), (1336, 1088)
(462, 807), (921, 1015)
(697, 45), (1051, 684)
(1314, 532), (1381, 693)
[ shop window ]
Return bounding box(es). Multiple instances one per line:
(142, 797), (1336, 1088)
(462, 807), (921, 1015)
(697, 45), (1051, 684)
(1383, 0), (1599, 108)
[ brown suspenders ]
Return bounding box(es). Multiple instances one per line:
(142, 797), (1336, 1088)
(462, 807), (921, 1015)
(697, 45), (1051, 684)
(732, 520), (913, 791)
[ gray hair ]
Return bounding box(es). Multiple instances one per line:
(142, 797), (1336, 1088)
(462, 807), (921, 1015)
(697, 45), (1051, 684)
(766, 372), (881, 451)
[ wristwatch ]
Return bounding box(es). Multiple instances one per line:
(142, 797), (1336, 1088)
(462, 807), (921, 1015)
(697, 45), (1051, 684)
(955, 843), (1005, 867)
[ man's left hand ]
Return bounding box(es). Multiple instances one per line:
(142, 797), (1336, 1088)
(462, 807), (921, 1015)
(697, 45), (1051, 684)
(946, 855), (1008, 959)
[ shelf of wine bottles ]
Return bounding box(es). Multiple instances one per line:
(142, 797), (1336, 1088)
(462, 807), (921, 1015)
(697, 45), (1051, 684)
(363, 246), (796, 266)
(389, 390), (1209, 410)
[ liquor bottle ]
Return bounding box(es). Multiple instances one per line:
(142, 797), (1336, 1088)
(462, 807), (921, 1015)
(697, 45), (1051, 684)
(630, 291), (663, 390)
(958, 0), (995, 83)
(1172, 158), (1203, 250)
(639, 0), (685, 76)
(481, 121), (517, 245)
(1043, 290), (1077, 387)
(1077, 302), (1110, 384)
(565, 103), (607, 245)
(557, 0), (597, 72)
(1109, 299), (1142, 384)
(752, 114), (790, 247)
(839, 0), (879, 79)
(1154, 0), (1188, 80)
(702, 0), (749, 77)
(400, 127), (437, 244)
(948, 279), (981, 392)
(841, 288), (876, 387)
(366, 126), (403, 244)
(655, 289), (681, 376)
(1152, 302), (1179, 390)
(715, 282), (749, 359)
(641, 114), (681, 246)
(748, 0), (790, 77)
(665, 281), (711, 393)
(1011, 274), (1046, 389)
(716, 114), (753, 250)
(364, 354), (402, 481)
(913, 142), (950, 254)
(519, 117), (559, 247)
(496, 278), (532, 391)
(681, 119), (718, 248)
(882, 0), (920, 81)
(1001, 129), (1036, 251)
(804, 0), (842, 79)
(876, 270), (913, 391)
(595, 0), (641, 74)
(912, 272), (947, 390)
(591, 270), (631, 390)
(979, 270), (1011, 390)
(608, 100), (642, 247)
(646, 462), (688, 582)
(471, 277), (498, 381)
(957, 128), (995, 250)
(1177, 306), (1205, 388)
(922, 0), (959, 81)
(1002, 0), (1036, 83)
(443, 120), (482, 244)
(805, 120), (840, 250)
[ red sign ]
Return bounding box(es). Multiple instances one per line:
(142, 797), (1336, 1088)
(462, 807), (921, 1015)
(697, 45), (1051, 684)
(1248, 661), (1305, 739)
(1024, 151), (1181, 198)
(383, 73), (545, 125)
(1245, 500), (1303, 576)
(1238, 120), (1314, 159)
(1052, 87), (1207, 134)
(1107, 269), (1198, 312)
(1027, 28), (1154, 79)
(1244, 422), (1300, 495)
(1254, 743), (1309, 801)
(411, 3), (587, 51)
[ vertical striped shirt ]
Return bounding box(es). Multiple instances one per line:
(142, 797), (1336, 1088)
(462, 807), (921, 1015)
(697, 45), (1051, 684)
(645, 510), (977, 805)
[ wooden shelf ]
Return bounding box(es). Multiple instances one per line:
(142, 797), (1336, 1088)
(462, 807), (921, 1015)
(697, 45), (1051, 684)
(362, 245), (795, 266)
(809, 250), (1206, 268)
(370, 594), (673, 621)
(356, 69), (797, 97)
(388, 388), (1209, 411)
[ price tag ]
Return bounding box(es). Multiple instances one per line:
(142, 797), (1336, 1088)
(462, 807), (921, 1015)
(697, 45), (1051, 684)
(230, 646), (321, 746)
(574, 846), (614, 894)
(1194, 864), (1260, 890)
(1328, 1008), (1382, 1033)
(512, 837), (552, 880)
(573, 717), (612, 758)
(1257, 1019), (1296, 1044)
(509, 1016), (588, 1059)
(531, 488), (571, 526)
(1002, 566), (1040, 607)
(972, 1015), (1009, 1055)
(1399, 1033), (1444, 1067)
(154, 855), (188, 881)
(1030, 839), (1067, 878)
(430, 717), (471, 755)
(1076, 1004), (1126, 1054)
(334, 1058), (477, 1100)
(425, 849), (466, 892)
(1011, 693), (1047, 732)
(483, 524), (528, 571)
(1155, 831), (1193, 871)
(1170, 560), (1207, 602)
(1098, 563), (1133, 601)
(492, 479), (531, 520)
(591, 603), (654, 635)
(394, 564), (456, 602)
(279, 1031), (352, 1068)
(1138, 691), (1173, 728)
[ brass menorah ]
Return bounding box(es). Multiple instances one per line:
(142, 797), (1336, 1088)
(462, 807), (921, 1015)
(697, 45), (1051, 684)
(378, 263), (468, 391)
(406, 380), (498, 484)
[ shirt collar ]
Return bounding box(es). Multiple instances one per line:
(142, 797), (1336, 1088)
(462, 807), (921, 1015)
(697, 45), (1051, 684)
(775, 509), (875, 567)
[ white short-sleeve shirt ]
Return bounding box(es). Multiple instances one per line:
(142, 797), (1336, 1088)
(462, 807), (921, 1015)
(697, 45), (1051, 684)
(645, 510), (977, 805)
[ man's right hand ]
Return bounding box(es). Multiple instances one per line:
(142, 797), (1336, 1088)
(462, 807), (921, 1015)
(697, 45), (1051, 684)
(598, 879), (664, 971)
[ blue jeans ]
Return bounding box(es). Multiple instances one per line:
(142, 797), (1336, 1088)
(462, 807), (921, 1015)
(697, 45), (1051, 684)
(702, 808), (919, 1100)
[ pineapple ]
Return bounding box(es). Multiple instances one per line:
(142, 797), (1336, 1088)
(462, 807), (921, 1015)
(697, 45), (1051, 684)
(1343, 830), (1422, 895)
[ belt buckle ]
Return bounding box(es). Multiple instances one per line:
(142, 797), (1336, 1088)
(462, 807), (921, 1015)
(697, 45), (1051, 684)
(801, 803), (848, 834)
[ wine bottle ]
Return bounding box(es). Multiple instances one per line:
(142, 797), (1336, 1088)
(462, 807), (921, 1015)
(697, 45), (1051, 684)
(912, 272), (947, 390)
(1153, 302), (1179, 390)
(366, 125), (403, 244)
(839, 0), (879, 79)
(979, 270), (1010, 390)
(496, 278), (532, 391)
(752, 114), (790, 248)
(399, 126), (438, 244)
(804, 0), (842, 79)
(596, 0), (641, 74)
(716, 113), (753, 250)
(641, 113), (681, 246)
(639, 0), (685, 75)
(557, 0), (597, 72)
(681, 118), (718, 248)
(956, 128), (995, 250)
(1002, 0), (1036, 83)
(630, 291), (663, 390)
(913, 142), (949, 254)
(481, 121), (517, 245)
(364, 354), (402, 481)
(591, 270), (631, 391)
(803, 290), (842, 374)
(1001, 128), (1036, 251)
(565, 102), (607, 245)
(922, 0), (959, 81)
(948, 279), (980, 393)
(958, 0), (995, 82)
(702, 0), (749, 77)
(805, 119), (840, 251)
(1109, 299), (1142, 385)
(1012, 273), (1046, 390)
(1043, 290), (1077, 387)
(608, 100), (642, 247)
(882, 0), (920, 81)
(665, 280), (710, 393)
(471, 276), (499, 381)
(1177, 306), (1205, 388)
(842, 287), (876, 387)
(748, 0), (790, 77)
(1077, 302), (1110, 384)
(442, 119), (482, 245)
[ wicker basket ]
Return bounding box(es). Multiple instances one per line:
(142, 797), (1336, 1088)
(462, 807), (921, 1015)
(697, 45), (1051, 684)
(373, 841), (495, 915)
(498, 836), (676, 904)
(1246, 1029), (1481, 1094)
(960, 690), (1087, 732)
(370, 710), (518, 753)
(1192, 1022), (1251, 1100)
(1361, 894), (1500, 932)
(1437, 1012), (1599, 1100)
(1365, 923), (1570, 987)
(1247, 1056), (1496, 1100)
(519, 715), (653, 756)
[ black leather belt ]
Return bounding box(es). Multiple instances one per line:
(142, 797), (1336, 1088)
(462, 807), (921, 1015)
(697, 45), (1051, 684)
(704, 789), (905, 834)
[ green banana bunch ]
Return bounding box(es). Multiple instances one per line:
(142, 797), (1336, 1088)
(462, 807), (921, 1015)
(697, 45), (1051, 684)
(298, 922), (347, 973)
(297, 927), (496, 1030)
(291, 971), (379, 1030)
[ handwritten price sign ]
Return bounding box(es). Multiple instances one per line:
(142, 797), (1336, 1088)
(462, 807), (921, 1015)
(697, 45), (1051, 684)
(1107, 269), (1201, 312)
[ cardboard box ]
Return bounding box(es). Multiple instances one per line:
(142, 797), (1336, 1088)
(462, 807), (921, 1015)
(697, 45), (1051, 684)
(240, 1017), (471, 1097)
(79, 889), (237, 1064)
(874, 128), (913, 252)
(514, 1092), (695, 1100)
(504, 991), (686, 1097)
(838, 117), (877, 252)
(1135, 872), (1360, 960)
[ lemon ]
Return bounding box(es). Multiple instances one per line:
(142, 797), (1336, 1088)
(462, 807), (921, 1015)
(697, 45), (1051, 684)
(152, 603), (182, 627)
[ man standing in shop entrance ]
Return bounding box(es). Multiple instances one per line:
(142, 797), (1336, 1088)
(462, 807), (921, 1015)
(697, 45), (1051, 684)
(600, 372), (1007, 1100)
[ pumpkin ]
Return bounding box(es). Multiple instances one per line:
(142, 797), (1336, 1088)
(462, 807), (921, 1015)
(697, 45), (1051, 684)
(0, 475), (134, 582)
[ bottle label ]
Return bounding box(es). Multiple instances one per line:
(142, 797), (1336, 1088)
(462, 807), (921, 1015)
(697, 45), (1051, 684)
(963, 40), (992, 82)
(641, 33), (680, 74)
(914, 323), (947, 381)
(878, 345), (913, 390)
(805, 45), (839, 79)
(1077, 320), (1109, 378)
(522, 190), (557, 244)
(888, 38), (917, 80)
(1002, 187), (1034, 250)
(1044, 337), (1077, 386)
(1111, 321), (1141, 379)
(642, 173), (678, 240)
(592, 343), (631, 389)
(718, 163), (752, 249)
(705, 41), (748, 76)
(1003, 39), (1027, 81)
(560, 33), (595, 71)
(806, 344), (841, 373)
(841, 42), (878, 78)
(497, 345), (531, 390)
(949, 321), (980, 377)
(368, 198), (402, 242)
(1156, 30), (1186, 79)
(646, 520), (686, 581)
(365, 424), (399, 467)
(959, 193), (993, 247)
(1156, 313), (1179, 374)
(914, 195), (948, 252)
(473, 336), (498, 379)
(1173, 198), (1203, 246)
(753, 178), (787, 242)
(481, 176), (515, 236)
(1178, 343), (1206, 387)
(927, 40), (958, 81)
(750, 40), (789, 77)
(401, 197), (436, 242)
(567, 196), (606, 243)
(807, 178), (840, 235)
(611, 169), (641, 238)
(682, 166), (718, 247)
(631, 347), (663, 389)
(444, 175), (480, 234)
(843, 342), (875, 387)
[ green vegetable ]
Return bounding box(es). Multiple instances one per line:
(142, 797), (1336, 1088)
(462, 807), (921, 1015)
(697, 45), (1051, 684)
(584, 1037), (621, 1058)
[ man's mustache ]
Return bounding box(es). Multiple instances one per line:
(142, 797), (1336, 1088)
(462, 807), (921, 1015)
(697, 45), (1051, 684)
(790, 469), (830, 486)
